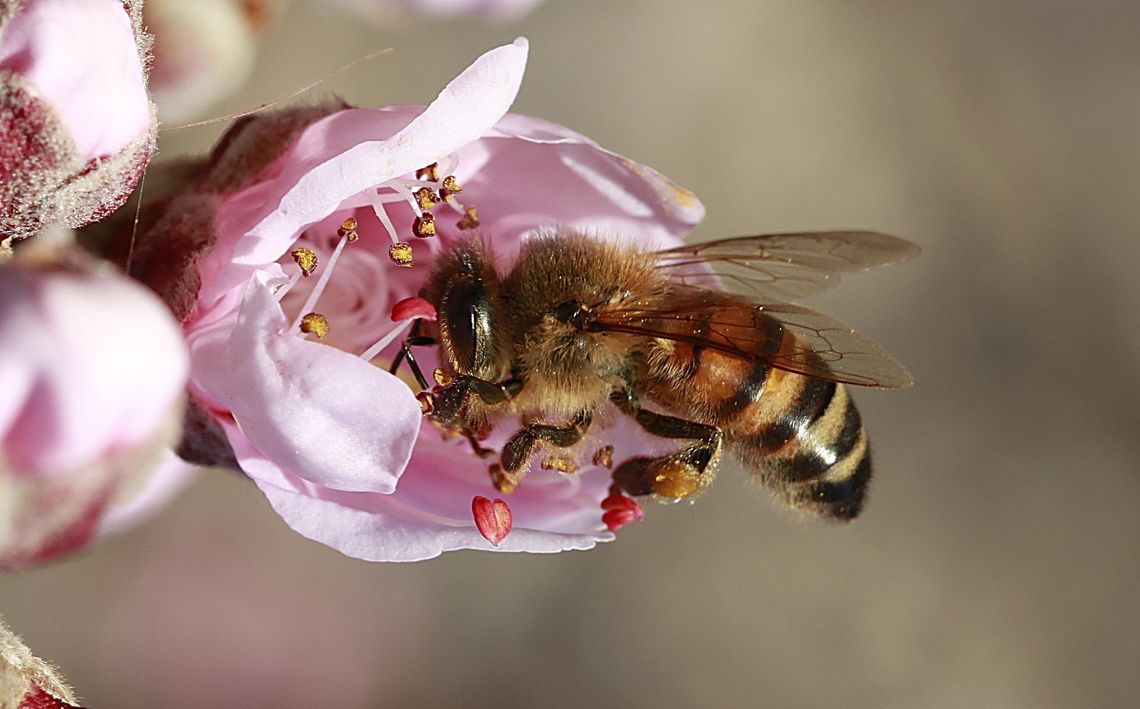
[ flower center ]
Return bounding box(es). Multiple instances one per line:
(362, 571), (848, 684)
(273, 160), (477, 363)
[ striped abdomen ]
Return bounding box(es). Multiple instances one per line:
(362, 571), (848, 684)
(644, 299), (871, 519)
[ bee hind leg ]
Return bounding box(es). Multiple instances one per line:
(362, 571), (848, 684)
(497, 411), (593, 492)
(610, 390), (723, 501)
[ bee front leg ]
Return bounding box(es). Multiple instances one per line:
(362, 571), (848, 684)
(495, 411), (593, 493)
(609, 390), (724, 501)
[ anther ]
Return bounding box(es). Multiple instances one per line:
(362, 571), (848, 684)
(337, 217), (358, 235)
(601, 486), (645, 532)
(433, 368), (453, 386)
(457, 206), (480, 230)
(290, 248), (318, 277)
(412, 212), (436, 238)
(489, 464), (517, 494)
(541, 455), (579, 474)
(413, 187), (439, 211)
(415, 391), (434, 415)
(592, 445), (614, 469)
(299, 312), (330, 339)
(416, 163), (440, 182)
(389, 242), (414, 267)
(472, 496), (513, 546)
(440, 175), (463, 201)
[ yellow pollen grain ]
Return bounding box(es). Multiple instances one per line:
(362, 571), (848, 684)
(299, 312), (330, 339)
(389, 242), (414, 267)
(541, 455), (580, 474)
(457, 206), (480, 230)
(413, 212), (436, 238)
(440, 175), (463, 202)
(433, 368), (453, 386)
(592, 445), (614, 469)
(490, 465), (518, 494)
(414, 187), (438, 211)
(341, 217), (358, 231)
(290, 247), (318, 277)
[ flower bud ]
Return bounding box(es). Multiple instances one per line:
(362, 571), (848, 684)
(0, 0), (156, 242)
(0, 246), (190, 569)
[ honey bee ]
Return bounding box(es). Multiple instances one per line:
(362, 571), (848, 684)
(395, 230), (917, 519)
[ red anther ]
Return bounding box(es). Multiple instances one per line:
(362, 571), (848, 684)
(472, 496), (513, 546)
(600, 491), (644, 531)
(390, 296), (437, 322)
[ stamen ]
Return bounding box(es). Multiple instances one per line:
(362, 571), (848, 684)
(291, 247), (318, 277)
(433, 368), (452, 386)
(390, 296), (438, 322)
(359, 316), (415, 362)
(416, 162), (440, 182)
(472, 496), (512, 546)
(371, 202), (401, 246)
(336, 217), (359, 242)
(413, 187), (439, 211)
(412, 212), (436, 238)
(273, 270), (303, 300)
(592, 445), (614, 469)
(541, 455), (579, 474)
(415, 391), (434, 414)
(457, 206), (480, 230)
(299, 312), (329, 339)
(389, 242), (414, 267)
(287, 231), (350, 334)
(440, 175), (463, 202)
(601, 486), (645, 532)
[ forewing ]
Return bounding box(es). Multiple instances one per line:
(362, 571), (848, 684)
(655, 231), (920, 300)
(587, 300), (913, 389)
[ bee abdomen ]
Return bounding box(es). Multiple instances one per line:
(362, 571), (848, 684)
(728, 376), (871, 520)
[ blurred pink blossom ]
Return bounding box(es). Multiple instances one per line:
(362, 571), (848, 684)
(132, 39), (704, 561)
(146, 0), (285, 123)
(0, 0), (155, 242)
(0, 249), (191, 570)
(322, 0), (543, 23)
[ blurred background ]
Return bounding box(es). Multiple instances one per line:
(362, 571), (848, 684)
(3, 0), (1139, 706)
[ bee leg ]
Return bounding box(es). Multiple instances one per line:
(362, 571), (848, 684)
(430, 375), (523, 424)
(496, 411), (593, 492)
(389, 319), (436, 391)
(610, 391), (723, 501)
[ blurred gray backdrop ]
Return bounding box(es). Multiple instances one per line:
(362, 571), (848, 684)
(3, 1), (1139, 707)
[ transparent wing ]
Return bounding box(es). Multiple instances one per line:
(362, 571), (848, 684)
(586, 298), (912, 389)
(655, 231), (920, 301)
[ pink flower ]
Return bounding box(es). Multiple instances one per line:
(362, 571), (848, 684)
(132, 39), (703, 561)
(0, 0), (155, 242)
(0, 248), (191, 570)
(322, 0), (543, 22)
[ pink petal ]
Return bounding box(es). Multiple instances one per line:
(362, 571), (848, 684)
(97, 449), (200, 537)
(192, 273), (421, 493)
(0, 0), (150, 161)
(223, 38), (529, 277)
(0, 265), (188, 477)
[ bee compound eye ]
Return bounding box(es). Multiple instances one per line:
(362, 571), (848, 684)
(443, 277), (493, 375)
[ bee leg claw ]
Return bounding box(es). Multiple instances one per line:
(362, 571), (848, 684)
(499, 411), (593, 487)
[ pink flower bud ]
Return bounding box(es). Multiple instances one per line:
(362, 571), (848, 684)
(0, 248), (191, 569)
(0, 0), (156, 242)
(146, 0), (285, 123)
(322, 0), (543, 23)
